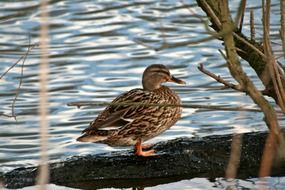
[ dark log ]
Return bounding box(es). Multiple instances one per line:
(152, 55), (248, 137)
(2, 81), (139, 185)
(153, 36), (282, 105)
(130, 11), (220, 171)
(1, 132), (285, 189)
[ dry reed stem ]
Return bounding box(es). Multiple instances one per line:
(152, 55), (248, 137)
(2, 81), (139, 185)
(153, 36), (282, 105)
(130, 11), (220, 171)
(37, 0), (50, 188)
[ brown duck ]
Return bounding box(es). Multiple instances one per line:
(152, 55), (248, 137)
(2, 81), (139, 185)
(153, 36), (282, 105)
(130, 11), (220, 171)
(77, 64), (185, 156)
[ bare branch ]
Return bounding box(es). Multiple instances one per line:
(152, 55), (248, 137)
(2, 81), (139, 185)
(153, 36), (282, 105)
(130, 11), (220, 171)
(232, 33), (265, 58)
(0, 42), (37, 80)
(250, 9), (256, 41)
(11, 37), (34, 121)
(197, 0), (285, 102)
(218, 0), (285, 178)
(199, 0), (221, 29)
(263, 0), (285, 112)
(235, 0), (246, 32)
(0, 58), (20, 80)
(197, 63), (244, 92)
(197, 0), (285, 180)
(0, 39), (37, 119)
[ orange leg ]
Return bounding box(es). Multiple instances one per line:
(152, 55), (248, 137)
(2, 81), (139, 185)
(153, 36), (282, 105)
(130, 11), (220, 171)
(134, 139), (155, 157)
(141, 143), (154, 150)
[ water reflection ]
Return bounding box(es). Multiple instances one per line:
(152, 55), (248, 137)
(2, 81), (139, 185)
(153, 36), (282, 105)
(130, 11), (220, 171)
(125, 177), (283, 189)
(19, 177), (285, 190)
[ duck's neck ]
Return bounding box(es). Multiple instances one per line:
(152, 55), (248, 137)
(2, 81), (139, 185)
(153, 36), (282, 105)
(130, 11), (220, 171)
(142, 81), (161, 91)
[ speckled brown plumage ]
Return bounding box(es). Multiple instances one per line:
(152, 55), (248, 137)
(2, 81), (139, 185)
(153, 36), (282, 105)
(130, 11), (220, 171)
(77, 64), (185, 156)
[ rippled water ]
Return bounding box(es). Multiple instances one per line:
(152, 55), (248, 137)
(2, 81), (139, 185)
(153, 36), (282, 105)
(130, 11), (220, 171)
(0, 0), (284, 189)
(16, 177), (285, 190)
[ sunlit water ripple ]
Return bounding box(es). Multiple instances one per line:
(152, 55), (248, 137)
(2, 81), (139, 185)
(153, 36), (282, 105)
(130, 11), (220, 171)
(0, 0), (284, 188)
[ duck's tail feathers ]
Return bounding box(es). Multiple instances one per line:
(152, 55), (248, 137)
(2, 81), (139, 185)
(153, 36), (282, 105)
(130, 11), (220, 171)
(76, 134), (108, 142)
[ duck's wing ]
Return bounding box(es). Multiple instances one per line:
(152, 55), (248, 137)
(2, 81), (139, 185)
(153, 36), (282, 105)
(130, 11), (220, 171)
(82, 88), (149, 133)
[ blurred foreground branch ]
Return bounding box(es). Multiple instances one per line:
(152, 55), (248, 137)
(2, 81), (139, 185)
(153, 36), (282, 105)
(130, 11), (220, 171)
(37, 0), (50, 188)
(67, 101), (275, 113)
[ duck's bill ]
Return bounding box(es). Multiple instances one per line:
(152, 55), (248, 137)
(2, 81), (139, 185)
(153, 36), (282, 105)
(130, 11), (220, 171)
(170, 76), (186, 84)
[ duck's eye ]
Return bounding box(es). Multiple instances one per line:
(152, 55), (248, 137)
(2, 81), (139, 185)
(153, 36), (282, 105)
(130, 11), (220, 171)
(152, 70), (170, 77)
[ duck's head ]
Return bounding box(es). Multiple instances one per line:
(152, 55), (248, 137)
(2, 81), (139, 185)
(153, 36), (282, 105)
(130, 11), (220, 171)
(142, 64), (185, 91)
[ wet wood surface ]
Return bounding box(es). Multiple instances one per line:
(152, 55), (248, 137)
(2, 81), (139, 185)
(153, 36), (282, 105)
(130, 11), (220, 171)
(2, 132), (285, 189)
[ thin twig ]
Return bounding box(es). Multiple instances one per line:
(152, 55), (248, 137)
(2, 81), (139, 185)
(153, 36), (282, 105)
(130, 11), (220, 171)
(235, 0), (246, 32)
(0, 40), (37, 119)
(250, 9), (255, 41)
(11, 37), (34, 121)
(232, 33), (265, 58)
(0, 59), (19, 80)
(197, 63), (244, 92)
(199, 0), (221, 28)
(1, 113), (16, 118)
(0, 42), (36, 80)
